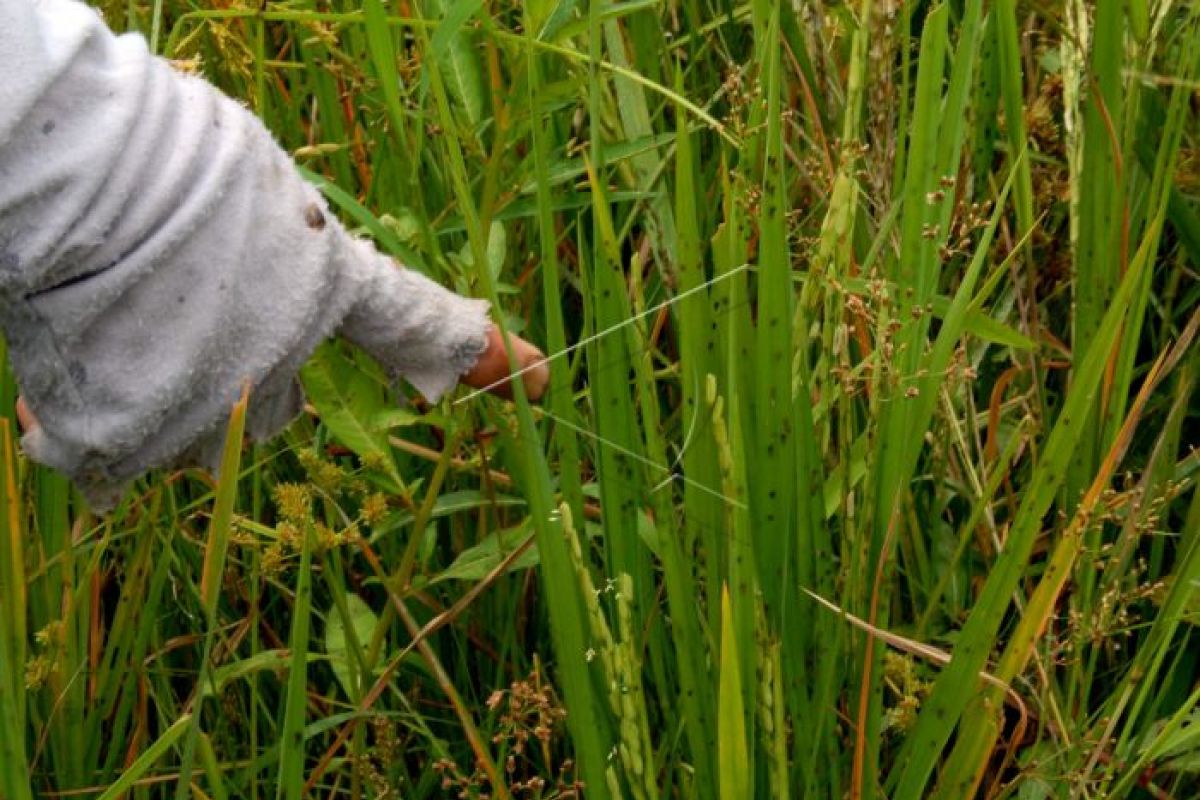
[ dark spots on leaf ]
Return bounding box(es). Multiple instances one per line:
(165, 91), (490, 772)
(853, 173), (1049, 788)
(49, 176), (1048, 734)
(305, 203), (326, 231)
(42, 120), (56, 135)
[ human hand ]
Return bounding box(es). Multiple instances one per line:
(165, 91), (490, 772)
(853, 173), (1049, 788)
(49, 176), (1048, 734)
(12, 326), (550, 439)
(461, 325), (550, 402)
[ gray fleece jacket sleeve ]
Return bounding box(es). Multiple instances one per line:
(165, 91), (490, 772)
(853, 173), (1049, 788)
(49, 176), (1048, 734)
(0, 0), (490, 507)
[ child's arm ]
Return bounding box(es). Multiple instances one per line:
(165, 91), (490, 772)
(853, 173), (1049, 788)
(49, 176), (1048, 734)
(0, 0), (545, 508)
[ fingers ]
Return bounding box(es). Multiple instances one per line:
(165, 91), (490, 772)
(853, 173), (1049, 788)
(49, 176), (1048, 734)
(16, 395), (38, 433)
(462, 326), (550, 402)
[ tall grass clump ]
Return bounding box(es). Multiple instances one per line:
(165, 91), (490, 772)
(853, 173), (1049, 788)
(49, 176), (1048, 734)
(1, 1), (1198, 798)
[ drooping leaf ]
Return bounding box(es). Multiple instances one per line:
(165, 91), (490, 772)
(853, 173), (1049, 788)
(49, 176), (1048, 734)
(428, 0), (486, 128)
(433, 520), (538, 583)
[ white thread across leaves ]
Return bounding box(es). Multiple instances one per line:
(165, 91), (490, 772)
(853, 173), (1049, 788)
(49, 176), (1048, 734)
(461, 265), (753, 511)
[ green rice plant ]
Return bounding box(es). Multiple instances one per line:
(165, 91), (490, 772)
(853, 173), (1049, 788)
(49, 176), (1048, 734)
(1, 1), (1196, 797)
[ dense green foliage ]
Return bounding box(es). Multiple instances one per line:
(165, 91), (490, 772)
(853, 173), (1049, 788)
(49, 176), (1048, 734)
(2, 1), (1198, 797)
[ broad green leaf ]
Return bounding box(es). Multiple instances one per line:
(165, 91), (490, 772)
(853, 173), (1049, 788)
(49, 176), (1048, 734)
(433, 521), (538, 582)
(486, 220), (507, 281)
(300, 344), (405, 493)
(201, 650), (291, 699)
(536, 0), (582, 41)
(326, 595), (382, 698)
(455, 220), (507, 282)
(370, 408), (421, 431)
(429, 0), (486, 128)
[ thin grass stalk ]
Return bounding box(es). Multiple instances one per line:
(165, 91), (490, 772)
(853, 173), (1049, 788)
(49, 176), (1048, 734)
(197, 731), (229, 800)
(1098, 358), (1200, 791)
(993, 0), (1036, 244)
(275, 517), (315, 800)
(86, 504), (163, 783)
(362, 0), (431, 249)
(862, 10), (950, 792)
(1102, 10), (1198, 447)
(930, 320), (1192, 797)
(890, 205), (1160, 799)
(748, 0), (796, 629)
(1069, 9), (1194, 723)
(33, 513), (89, 789)
(622, 254), (676, 711)
(710, 162), (752, 634)
(665, 77), (719, 797)
(800, 4), (869, 792)
(598, 1), (677, 271)
(177, 389), (248, 800)
(580, 2), (642, 623)
(877, 0), (989, 562)
(95, 714), (193, 800)
(581, 162), (653, 631)
(525, 29), (584, 528)
(1106, 482), (1200, 794)
(0, 418), (32, 800)
(914, 423), (1026, 636)
(708, 376), (757, 783)
(410, 4), (613, 791)
(1068, 0), (1127, 513)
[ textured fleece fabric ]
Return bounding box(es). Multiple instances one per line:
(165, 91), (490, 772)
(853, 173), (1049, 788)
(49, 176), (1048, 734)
(0, 0), (491, 508)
